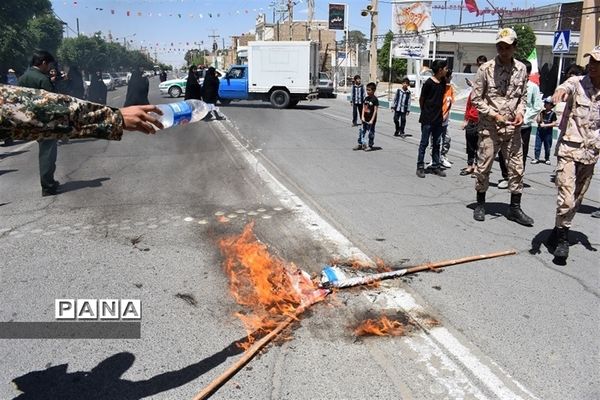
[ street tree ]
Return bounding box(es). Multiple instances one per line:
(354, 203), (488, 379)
(0, 0), (63, 73)
(345, 30), (368, 50)
(510, 24), (536, 61)
(57, 34), (108, 75)
(378, 31), (407, 83)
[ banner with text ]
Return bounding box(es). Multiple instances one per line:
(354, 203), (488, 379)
(392, 1), (432, 59)
(328, 3), (346, 30)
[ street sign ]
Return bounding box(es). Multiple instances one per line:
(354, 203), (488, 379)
(552, 30), (570, 54)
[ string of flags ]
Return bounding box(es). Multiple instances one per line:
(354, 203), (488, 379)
(66, 1), (265, 19)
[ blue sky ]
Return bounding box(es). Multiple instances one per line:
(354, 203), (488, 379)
(51, 0), (562, 67)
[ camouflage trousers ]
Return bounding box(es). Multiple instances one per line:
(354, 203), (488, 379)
(475, 125), (524, 193)
(555, 156), (596, 228)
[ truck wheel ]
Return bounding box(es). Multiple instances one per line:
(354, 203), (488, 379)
(288, 99), (299, 108)
(219, 99), (231, 105)
(270, 90), (290, 109)
(168, 86), (181, 98)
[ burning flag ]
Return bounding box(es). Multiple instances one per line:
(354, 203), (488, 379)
(219, 222), (328, 346)
(354, 315), (408, 337)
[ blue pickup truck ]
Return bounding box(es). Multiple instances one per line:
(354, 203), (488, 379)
(218, 41), (319, 108)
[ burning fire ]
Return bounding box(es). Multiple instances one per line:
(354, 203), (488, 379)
(219, 222), (328, 346)
(354, 316), (407, 337)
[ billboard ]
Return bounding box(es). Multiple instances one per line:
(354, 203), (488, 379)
(328, 3), (346, 30)
(392, 1), (432, 59)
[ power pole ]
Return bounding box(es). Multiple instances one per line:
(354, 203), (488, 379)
(369, 0), (379, 82)
(208, 30), (220, 68)
(288, 0), (294, 40)
(306, 0), (314, 40)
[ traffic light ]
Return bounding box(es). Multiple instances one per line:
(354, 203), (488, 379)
(212, 42), (218, 52)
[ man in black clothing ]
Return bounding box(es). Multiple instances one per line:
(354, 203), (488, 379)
(416, 60), (448, 178)
(18, 50), (61, 196)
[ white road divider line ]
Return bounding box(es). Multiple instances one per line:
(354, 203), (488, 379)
(215, 121), (539, 400)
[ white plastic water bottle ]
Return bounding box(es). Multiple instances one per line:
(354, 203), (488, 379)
(152, 100), (217, 129)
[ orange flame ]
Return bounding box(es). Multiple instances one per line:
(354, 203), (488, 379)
(219, 222), (328, 346)
(354, 316), (406, 337)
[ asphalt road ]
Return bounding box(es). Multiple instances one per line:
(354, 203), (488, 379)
(0, 79), (598, 400)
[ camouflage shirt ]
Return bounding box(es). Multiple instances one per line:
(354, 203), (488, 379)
(555, 75), (600, 164)
(471, 56), (528, 128)
(0, 84), (124, 141)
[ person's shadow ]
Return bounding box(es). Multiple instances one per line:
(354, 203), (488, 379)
(0, 150), (29, 161)
(60, 178), (111, 194)
(12, 337), (247, 399)
(466, 201), (507, 220)
(529, 228), (596, 266)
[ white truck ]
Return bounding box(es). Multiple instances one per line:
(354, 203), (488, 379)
(219, 41), (320, 108)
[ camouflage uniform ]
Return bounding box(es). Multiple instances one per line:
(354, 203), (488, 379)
(554, 74), (600, 228)
(0, 84), (124, 141)
(471, 56), (528, 193)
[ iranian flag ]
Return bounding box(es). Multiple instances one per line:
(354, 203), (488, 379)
(528, 48), (540, 85)
(465, 0), (480, 15)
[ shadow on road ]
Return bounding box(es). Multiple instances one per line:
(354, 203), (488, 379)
(12, 337), (248, 400)
(0, 169), (18, 176)
(529, 228), (596, 265)
(222, 103), (329, 111)
(60, 177), (111, 194)
(0, 150), (29, 161)
(576, 204), (599, 215)
(466, 201), (508, 219)
(58, 138), (99, 146)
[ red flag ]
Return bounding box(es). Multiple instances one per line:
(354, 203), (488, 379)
(465, 0), (479, 15)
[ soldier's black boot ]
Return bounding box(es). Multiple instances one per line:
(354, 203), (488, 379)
(506, 193), (534, 226)
(553, 227), (570, 259)
(473, 192), (486, 221)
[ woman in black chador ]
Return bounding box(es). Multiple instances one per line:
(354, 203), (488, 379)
(184, 65), (202, 101)
(87, 71), (107, 105)
(124, 68), (149, 107)
(201, 67), (225, 120)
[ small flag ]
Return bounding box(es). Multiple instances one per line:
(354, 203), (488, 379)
(465, 0), (479, 15)
(126, 11), (130, 16)
(111, 9), (114, 14)
(527, 48), (540, 85)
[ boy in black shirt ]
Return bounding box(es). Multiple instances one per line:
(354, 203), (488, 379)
(353, 82), (379, 151)
(416, 60), (448, 178)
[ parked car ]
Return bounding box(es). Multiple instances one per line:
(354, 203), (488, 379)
(318, 72), (334, 98)
(158, 68), (226, 98)
(102, 73), (116, 91)
(113, 72), (128, 86)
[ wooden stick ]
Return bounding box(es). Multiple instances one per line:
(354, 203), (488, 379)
(331, 249), (516, 289)
(192, 249), (516, 399)
(192, 305), (309, 400)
